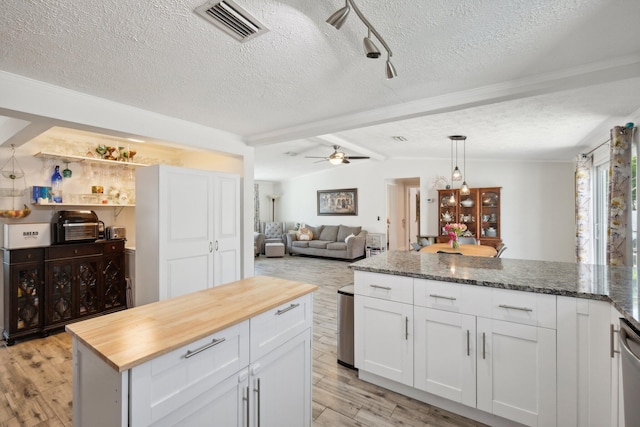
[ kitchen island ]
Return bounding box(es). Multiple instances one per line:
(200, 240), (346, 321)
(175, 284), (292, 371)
(66, 275), (317, 427)
(349, 251), (637, 427)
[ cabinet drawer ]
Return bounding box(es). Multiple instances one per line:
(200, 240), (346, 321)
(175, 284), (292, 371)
(46, 243), (102, 259)
(5, 247), (44, 264)
(492, 288), (556, 329)
(103, 240), (125, 254)
(414, 279), (462, 311)
(250, 294), (312, 362)
(130, 320), (249, 425)
(354, 271), (413, 304)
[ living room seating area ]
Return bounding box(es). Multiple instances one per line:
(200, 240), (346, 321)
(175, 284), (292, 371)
(286, 224), (367, 260)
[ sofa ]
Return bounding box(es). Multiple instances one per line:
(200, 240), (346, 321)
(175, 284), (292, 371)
(285, 224), (367, 260)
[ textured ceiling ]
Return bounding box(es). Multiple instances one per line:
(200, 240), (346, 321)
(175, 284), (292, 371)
(1, 0), (640, 180)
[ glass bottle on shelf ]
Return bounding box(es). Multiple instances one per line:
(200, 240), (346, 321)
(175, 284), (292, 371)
(51, 165), (63, 203)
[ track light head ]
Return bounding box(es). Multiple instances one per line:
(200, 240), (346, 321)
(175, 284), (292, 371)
(385, 59), (397, 79)
(363, 31), (381, 58)
(326, 3), (350, 30)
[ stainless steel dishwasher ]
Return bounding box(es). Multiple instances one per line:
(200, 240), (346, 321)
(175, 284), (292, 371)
(619, 318), (640, 426)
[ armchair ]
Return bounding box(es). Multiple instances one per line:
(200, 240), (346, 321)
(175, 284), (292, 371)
(260, 222), (286, 254)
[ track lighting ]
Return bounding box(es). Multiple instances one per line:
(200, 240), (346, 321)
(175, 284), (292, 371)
(363, 29), (380, 58)
(326, 1), (350, 30)
(326, 0), (397, 79)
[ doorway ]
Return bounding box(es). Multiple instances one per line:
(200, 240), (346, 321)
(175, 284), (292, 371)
(386, 177), (420, 251)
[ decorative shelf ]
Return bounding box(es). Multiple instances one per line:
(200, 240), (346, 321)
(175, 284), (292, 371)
(34, 152), (147, 168)
(32, 202), (135, 208)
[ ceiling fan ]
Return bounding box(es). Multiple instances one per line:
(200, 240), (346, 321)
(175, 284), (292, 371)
(305, 145), (370, 165)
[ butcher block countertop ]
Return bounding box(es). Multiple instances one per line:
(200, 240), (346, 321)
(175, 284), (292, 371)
(66, 276), (318, 372)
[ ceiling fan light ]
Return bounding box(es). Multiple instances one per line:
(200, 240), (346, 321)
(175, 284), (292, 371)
(385, 59), (397, 79)
(460, 182), (470, 195)
(329, 157), (343, 165)
(363, 33), (381, 58)
(326, 3), (350, 29)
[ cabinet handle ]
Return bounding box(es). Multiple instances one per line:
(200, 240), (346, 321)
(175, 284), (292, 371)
(243, 386), (249, 427)
(276, 303), (299, 315)
(467, 329), (470, 356)
(254, 378), (261, 427)
(405, 316), (409, 340)
(482, 332), (486, 359)
(209, 242), (213, 253)
(370, 284), (392, 290)
(184, 337), (226, 358)
(215, 240), (219, 251)
(429, 293), (456, 301)
(611, 324), (620, 358)
(498, 304), (533, 312)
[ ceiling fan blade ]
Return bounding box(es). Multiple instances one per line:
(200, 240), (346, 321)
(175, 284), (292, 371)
(304, 156), (328, 159)
(345, 156), (370, 160)
(342, 158), (350, 164)
(313, 159), (328, 164)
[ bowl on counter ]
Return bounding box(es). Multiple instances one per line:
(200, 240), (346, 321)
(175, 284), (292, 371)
(460, 199), (474, 207)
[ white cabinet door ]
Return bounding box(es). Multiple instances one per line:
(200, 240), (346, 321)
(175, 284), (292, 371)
(213, 173), (240, 286)
(250, 329), (312, 427)
(611, 308), (625, 427)
(477, 317), (556, 427)
(414, 307), (476, 407)
(135, 165), (240, 305)
(355, 295), (413, 386)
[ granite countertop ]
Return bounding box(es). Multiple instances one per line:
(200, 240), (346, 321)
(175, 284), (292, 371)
(350, 251), (639, 330)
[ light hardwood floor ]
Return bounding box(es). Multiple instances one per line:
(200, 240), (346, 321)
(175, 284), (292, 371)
(0, 255), (487, 426)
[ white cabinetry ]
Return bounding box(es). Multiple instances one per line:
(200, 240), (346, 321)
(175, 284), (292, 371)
(557, 297), (614, 427)
(354, 272), (413, 386)
(72, 293), (313, 427)
(610, 308), (625, 427)
(135, 164), (240, 305)
(355, 272), (557, 427)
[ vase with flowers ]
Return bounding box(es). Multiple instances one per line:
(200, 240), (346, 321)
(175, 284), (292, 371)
(444, 222), (467, 249)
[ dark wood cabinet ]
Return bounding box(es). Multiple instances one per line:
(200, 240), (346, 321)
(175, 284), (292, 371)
(2, 248), (45, 345)
(437, 187), (502, 248)
(3, 240), (127, 345)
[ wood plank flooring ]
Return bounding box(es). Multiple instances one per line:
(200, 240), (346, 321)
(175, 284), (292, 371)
(0, 255), (487, 426)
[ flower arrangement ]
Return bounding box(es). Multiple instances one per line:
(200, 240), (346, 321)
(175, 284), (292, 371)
(444, 223), (467, 248)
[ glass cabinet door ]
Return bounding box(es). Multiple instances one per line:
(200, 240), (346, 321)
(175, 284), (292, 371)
(13, 265), (43, 332)
(480, 190), (500, 239)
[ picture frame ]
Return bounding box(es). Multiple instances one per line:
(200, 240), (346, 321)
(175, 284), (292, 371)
(317, 188), (358, 216)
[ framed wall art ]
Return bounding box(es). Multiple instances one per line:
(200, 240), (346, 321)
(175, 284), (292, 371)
(317, 188), (358, 216)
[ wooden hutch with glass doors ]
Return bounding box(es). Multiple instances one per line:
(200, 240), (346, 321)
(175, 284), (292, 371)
(436, 187), (502, 248)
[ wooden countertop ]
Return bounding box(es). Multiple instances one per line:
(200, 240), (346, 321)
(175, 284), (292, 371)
(66, 276), (318, 372)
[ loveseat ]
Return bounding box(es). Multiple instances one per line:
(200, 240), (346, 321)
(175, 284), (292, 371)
(285, 224), (367, 260)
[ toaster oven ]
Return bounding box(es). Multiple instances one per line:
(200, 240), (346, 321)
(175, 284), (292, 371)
(52, 210), (100, 244)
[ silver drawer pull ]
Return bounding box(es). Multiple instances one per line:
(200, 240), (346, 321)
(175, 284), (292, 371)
(370, 284), (392, 290)
(184, 337), (226, 358)
(276, 303), (300, 315)
(498, 304), (533, 312)
(429, 294), (456, 301)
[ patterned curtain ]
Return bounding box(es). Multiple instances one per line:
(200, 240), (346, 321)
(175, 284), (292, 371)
(575, 154), (593, 263)
(607, 126), (633, 266)
(254, 184), (260, 232)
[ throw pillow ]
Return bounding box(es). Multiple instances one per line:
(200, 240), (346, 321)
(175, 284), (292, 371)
(297, 228), (313, 241)
(345, 233), (355, 243)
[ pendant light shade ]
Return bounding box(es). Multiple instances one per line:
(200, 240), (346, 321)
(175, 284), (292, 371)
(452, 166), (462, 181)
(460, 181), (470, 195)
(385, 58), (397, 79)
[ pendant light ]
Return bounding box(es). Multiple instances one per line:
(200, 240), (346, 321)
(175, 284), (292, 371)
(451, 137), (462, 181)
(459, 135), (470, 195)
(448, 139), (455, 205)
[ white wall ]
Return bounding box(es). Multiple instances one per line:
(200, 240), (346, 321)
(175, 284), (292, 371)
(277, 157), (576, 262)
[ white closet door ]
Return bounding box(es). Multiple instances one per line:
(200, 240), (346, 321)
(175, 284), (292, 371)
(213, 173), (240, 285)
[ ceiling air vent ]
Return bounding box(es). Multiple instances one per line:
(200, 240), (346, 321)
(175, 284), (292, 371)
(195, 0), (268, 43)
